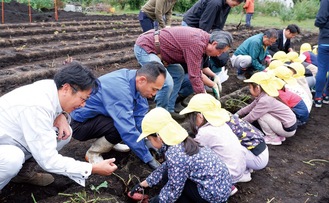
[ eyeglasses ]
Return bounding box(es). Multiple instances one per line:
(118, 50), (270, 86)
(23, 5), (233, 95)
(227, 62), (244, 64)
(70, 85), (89, 103)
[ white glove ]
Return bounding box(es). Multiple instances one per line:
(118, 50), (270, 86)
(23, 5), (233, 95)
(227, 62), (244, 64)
(212, 84), (220, 100)
(213, 75), (222, 92)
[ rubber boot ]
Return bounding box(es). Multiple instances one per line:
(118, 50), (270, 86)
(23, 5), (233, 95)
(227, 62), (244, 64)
(85, 136), (114, 164)
(113, 142), (130, 152)
(11, 159), (54, 186)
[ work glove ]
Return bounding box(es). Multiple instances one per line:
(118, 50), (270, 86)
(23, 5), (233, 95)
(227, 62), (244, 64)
(212, 84), (220, 100)
(265, 55), (272, 66)
(213, 75), (222, 92)
(129, 183), (144, 196)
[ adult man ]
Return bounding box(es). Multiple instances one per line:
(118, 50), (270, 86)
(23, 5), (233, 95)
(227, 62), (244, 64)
(231, 29), (278, 80)
(139, 0), (177, 32)
(313, 0), (329, 107)
(134, 26), (233, 117)
(182, 0), (243, 32)
(181, 0), (241, 94)
(0, 62), (117, 191)
(267, 24), (301, 56)
(71, 62), (166, 169)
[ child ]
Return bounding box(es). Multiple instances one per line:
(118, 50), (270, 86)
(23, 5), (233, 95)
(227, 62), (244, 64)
(226, 110), (269, 171)
(288, 62), (314, 98)
(243, 0), (254, 28)
(274, 65), (312, 112)
(236, 72), (297, 145)
(129, 107), (232, 203)
(179, 94), (251, 183)
(276, 83), (309, 126)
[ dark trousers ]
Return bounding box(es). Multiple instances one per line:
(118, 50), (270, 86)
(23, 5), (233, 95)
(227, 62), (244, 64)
(138, 10), (155, 32)
(151, 179), (208, 203)
(71, 115), (121, 144)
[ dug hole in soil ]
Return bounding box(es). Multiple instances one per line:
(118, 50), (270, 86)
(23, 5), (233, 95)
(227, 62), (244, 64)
(0, 2), (328, 203)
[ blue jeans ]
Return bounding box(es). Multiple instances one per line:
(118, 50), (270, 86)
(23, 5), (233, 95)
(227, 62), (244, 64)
(179, 74), (194, 97)
(315, 44), (329, 98)
(246, 13), (253, 27)
(134, 45), (185, 112)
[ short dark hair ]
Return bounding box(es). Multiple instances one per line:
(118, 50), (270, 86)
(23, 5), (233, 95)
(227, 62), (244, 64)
(54, 61), (99, 94)
(286, 24), (301, 34)
(137, 61), (166, 83)
(264, 29), (278, 39)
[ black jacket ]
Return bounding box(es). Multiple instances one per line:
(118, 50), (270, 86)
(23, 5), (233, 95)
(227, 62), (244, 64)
(315, 0), (329, 44)
(182, 0), (231, 33)
(268, 29), (291, 56)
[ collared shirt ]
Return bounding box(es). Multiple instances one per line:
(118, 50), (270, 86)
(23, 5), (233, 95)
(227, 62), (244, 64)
(146, 143), (232, 203)
(71, 69), (152, 163)
(136, 26), (209, 93)
(141, 0), (176, 28)
(0, 80), (92, 186)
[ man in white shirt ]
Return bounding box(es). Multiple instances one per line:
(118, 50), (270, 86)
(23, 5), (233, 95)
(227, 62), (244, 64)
(0, 62), (117, 191)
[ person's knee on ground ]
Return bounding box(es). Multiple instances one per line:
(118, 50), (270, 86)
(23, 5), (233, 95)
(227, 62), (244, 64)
(11, 158), (54, 187)
(0, 145), (25, 189)
(85, 136), (130, 164)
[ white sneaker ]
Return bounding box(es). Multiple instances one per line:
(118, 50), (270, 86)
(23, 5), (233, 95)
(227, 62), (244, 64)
(238, 171), (252, 183)
(113, 143), (130, 152)
(264, 135), (282, 145)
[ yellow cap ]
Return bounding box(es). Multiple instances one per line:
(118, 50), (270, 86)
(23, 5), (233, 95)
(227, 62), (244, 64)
(273, 66), (297, 85)
(272, 51), (289, 62)
(300, 43), (312, 54)
(244, 71), (285, 97)
(268, 60), (284, 70)
(285, 62), (305, 79)
(137, 107), (188, 145)
(179, 93), (230, 127)
(287, 51), (306, 63)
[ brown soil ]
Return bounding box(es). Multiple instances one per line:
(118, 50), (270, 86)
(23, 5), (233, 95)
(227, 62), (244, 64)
(1, 2), (329, 203)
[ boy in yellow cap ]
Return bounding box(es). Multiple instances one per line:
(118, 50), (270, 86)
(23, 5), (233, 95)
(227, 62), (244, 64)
(236, 72), (297, 145)
(179, 93), (251, 184)
(129, 107), (232, 202)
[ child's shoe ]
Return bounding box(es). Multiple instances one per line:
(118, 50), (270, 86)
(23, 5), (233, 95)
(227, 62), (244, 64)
(278, 136), (286, 142)
(230, 185), (238, 196)
(314, 97), (323, 108)
(323, 94), (329, 104)
(264, 135), (282, 145)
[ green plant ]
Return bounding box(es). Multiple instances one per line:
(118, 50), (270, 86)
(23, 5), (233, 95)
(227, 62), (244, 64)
(90, 181), (108, 194)
(224, 95), (251, 113)
(112, 172), (141, 193)
(292, 0), (319, 21)
(58, 181), (115, 203)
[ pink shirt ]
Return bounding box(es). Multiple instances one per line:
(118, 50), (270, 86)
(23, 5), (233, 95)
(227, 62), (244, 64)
(237, 92), (296, 128)
(136, 26), (209, 93)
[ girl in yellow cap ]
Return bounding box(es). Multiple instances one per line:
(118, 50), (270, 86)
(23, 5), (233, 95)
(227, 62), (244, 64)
(179, 93), (251, 185)
(129, 107), (232, 203)
(236, 72), (297, 145)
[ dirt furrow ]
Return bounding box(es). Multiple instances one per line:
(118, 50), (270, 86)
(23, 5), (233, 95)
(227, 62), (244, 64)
(0, 28), (142, 47)
(0, 22), (141, 37)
